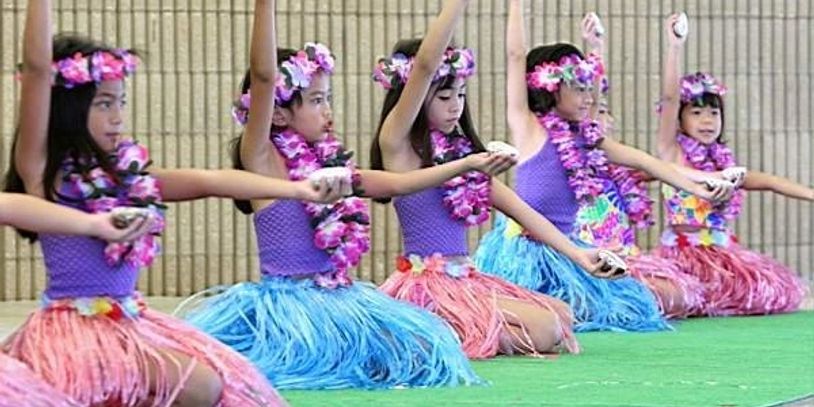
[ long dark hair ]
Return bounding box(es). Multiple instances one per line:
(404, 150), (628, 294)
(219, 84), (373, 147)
(3, 33), (131, 240)
(230, 48), (303, 214)
(369, 38), (483, 203)
(678, 90), (727, 144)
(525, 43), (584, 116)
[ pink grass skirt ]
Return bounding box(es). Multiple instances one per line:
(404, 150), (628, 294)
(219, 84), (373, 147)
(380, 254), (579, 359)
(2, 294), (285, 406)
(628, 253), (706, 318)
(0, 353), (77, 407)
(655, 232), (806, 316)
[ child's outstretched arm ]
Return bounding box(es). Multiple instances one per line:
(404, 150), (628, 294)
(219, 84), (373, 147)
(490, 181), (620, 279)
(601, 137), (730, 202)
(743, 171), (814, 201)
(0, 193), (155, 242)
(656, 13), (687, 162)
(15, 0), (53, 196)
(240, 0), (282, 177)
(505, 0), (538, 152)
(378, 0), (470, 162)
(358, 152), (515, 199)
(152, 168), (343, 203)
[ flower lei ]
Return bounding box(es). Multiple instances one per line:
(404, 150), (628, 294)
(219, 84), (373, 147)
(231, 43), (334, 125)
(527, 53), (604, 92)
(429, 129), (491, 226)
(270, 129), (370, 288)
(372, 47), (476, 90)
(19, 50), (139, 89)
(539, 112), (654, 228)
(60, 140), (166, 267)
(676, 132), (743, 219)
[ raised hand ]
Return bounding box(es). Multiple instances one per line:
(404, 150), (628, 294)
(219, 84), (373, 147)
(665, 13), (688, 48)
(582, 13), (605, 51)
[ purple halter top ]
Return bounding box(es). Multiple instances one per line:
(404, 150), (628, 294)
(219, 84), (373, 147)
(393, 187), (469, 257)
(515, 140), (580, 235)
(253, 200), (333, 277)
(43, 184), (140, 299)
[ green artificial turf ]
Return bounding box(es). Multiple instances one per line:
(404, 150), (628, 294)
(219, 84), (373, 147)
(281, 312), (814, 406)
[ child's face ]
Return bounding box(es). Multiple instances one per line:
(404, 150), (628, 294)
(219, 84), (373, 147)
(425, 77), (467, 133)
(87, 80), (126, 152)
(679, 104), (722, 144)
(277, 72), (333, 142)
(554, 82), (594, 121)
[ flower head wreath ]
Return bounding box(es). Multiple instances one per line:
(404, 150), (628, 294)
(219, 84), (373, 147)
(526, 53), (604, 92)
(371, 47), (476, 90)
(232, 42), (335, 125)
(655, 72), (727, 113)
(18, 49), (139, 89)
(679, 72), (727, 104)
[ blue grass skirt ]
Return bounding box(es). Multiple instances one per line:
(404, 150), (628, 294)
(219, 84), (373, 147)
(473, 214), (671, 333)
(175, 274), (482, 390)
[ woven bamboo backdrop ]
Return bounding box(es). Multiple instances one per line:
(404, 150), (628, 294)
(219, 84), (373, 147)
(0, 0), (811, 300)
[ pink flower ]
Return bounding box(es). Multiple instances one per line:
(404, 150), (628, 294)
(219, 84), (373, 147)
(306, 42), (335, 73)
(274, 73), (296, 104)
(88, 167), (116, 190)
(527, 63), (562, 92)
(104, 243), (130, 266)
(118, 51), (139, 74)
(231, 93), (252, 126)
(55, 53), (92, 87)
(130, 177), (160, 199)
(424, 254), (446, 274)
(92, 52), (126, 81)
(125, 235), (159, 267)
(87, 196), (119, 212)
(314, 222), (347, 249)
(372, 57), (398, 90)
(117, 142), (149, 171)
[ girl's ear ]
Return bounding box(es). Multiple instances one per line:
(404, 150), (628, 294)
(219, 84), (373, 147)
(272, 108), (289, 127)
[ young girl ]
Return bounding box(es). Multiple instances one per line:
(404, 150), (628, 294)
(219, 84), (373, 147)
(1, 0), (347, 405)
(0, 193), (157, 407)
(176, 0), (499, 390)
(566, 14), (710, 319)
(370, 0), (614, 360)
(473, 0), (724, 332)
(652, 13), (810, 316)
(592, 99), (711, 319)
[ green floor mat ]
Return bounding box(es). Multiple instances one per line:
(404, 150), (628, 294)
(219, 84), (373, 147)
(281, 312), (814, 406)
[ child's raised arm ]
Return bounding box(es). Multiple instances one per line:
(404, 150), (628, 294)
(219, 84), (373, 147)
(15, 0), (54, 196)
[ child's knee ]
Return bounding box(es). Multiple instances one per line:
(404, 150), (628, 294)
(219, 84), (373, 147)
(178, 363), (223, 407)
(530, 310), (561, 351)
